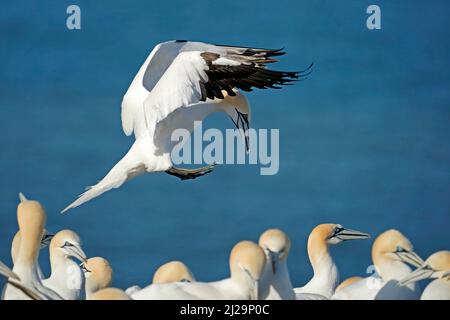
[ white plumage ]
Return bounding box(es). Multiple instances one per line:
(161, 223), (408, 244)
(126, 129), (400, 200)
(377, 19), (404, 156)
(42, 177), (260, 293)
(63, 40), (302, 213)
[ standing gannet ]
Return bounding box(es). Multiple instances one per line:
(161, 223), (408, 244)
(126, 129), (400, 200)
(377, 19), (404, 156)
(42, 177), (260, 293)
(89, 288), (131, 300)
(3, 200), (63, 300)
(42, 230), (87, 300)
(294, 224), (370, 299)
(82, 257), (113, 299)
(9, 193), (54, 281)
(332, 229), (423, 300)
(131, 241), (266, 300)
(62, 40), (309, 213)
(399, 251), (450, 300)
(258, 229), (295, 300)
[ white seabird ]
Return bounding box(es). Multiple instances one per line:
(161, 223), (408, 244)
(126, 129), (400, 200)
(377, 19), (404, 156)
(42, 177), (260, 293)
(2, 199), (63, 300)
(398, 250), (450, 300)
(258, 228), (295, 300)
(82, 257), (113, 299)
(42, 229), (87, 300)
(294, 223), (369, 299)
(62, 40), (309, 213)
(332, 229), (423, 300)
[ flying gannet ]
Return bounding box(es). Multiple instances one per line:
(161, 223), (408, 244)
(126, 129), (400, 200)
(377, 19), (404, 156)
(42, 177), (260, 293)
(62, 40), (310, 213)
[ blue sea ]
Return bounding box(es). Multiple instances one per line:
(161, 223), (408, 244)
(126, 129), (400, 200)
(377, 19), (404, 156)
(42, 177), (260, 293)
(0, 0), (449, 290)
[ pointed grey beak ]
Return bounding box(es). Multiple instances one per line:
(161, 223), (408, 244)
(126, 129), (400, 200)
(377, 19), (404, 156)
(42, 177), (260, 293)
(335, 228), (370, 241)
(268, 250), (278, 274)
(66, 244), (87, 263)
(398, 266), (434, 287)
(443, 270), (450, 279)
(40, 232), (54, 248)
(396, 250), (425, 268)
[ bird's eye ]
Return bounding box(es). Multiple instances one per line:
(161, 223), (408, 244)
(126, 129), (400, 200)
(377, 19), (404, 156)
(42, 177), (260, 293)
(81, 264), (91, 273)
(395, 246), (406, 253)
(64, 241), (74, 247)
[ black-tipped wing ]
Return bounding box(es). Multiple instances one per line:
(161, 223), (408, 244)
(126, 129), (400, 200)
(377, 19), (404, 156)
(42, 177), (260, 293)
(129, 41), (309, 136)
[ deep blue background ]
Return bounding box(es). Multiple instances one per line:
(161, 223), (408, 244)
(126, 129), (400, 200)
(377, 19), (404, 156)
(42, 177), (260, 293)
(1, 0), (449, 290)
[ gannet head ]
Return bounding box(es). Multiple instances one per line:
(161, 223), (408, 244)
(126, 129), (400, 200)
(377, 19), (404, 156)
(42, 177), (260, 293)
(399, 251), (450, 286)
(258, 228), (291, 274)
(82, 257), (113, 295)
(49, 229), (87, 263)
(152, 260), (195, 284)
(222, 91), (251, 151)
(372, 229), (424, 275)
(229, 241), (266, 300)
(88, 288), (130, 300)
(307, 223), (369, 266)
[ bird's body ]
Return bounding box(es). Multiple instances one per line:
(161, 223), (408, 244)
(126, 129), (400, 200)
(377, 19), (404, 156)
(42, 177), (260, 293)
(63, 40), (304, 213)
(421, 279), (450, 300)
(131, 241), (266, 300)
(132, 278), (251, 300)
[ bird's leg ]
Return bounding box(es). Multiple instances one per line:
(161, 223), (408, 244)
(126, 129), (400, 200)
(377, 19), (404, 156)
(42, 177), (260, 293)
(165, 163), (216, 180)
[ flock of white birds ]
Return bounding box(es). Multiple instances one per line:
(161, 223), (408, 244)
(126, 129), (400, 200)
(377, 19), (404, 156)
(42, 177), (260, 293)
(1, 41), (448, 300)
(1, 194), (449, 300)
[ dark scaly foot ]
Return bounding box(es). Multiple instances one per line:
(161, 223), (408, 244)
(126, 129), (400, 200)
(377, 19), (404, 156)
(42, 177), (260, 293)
(165, 163), (216, 180)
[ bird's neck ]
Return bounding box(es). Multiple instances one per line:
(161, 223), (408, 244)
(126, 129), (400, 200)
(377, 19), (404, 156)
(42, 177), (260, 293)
(304, 242), (339, 297)
(49, 250), (75, 278)
(375, 256), (412, 281)
(261, 259), (295, 299)
(15, 231), (40, 269)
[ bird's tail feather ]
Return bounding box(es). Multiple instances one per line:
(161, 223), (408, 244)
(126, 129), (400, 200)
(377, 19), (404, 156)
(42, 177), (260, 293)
(61, 143), (146, 214)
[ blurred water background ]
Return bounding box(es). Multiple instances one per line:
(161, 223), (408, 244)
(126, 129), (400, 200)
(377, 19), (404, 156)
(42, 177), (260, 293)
(0, 0), (449, 290)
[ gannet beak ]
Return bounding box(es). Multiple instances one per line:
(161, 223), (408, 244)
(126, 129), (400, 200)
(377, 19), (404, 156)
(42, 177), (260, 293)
(230, 109), (250, 152)
(398, 266), (434, 287)
(66, 244), (88, 263)
(268, 250), (277, 274)
(335, 228), (370, 241)
(40, 232), (54, 248)
(396, 250), (425, 268)
(0, 261), (20, 281)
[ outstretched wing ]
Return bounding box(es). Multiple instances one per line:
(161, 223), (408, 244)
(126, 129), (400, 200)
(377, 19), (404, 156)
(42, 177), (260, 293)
(123, 41), (308, 138)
